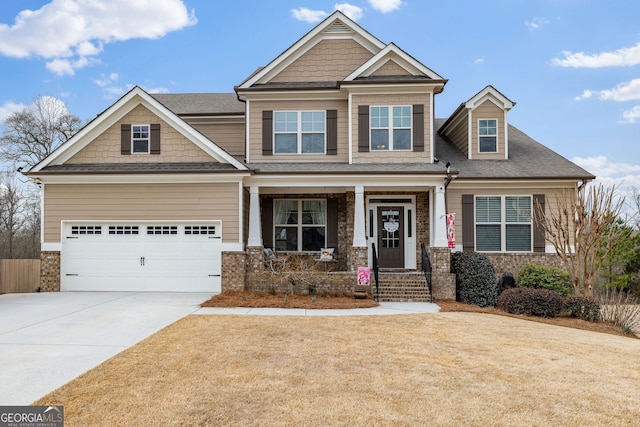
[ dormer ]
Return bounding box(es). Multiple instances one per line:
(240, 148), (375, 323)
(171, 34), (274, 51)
(438, 86), (515, 160)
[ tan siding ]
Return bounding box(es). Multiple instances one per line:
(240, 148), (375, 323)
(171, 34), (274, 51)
(371, 59), (411, 77)
(271, 39), (374, 82)
(190, 122), (245, 156)
(351, 93), (432, 164)
(68, 105), (215, 164)
(44, 183), (240, 243)
(447, 186), (566, 249)
(470, 98), (505, 160)
(445, 114), (469, 155)
(248, 99), (349, 162)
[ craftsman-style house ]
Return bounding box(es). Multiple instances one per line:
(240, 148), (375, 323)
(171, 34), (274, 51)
(25, 11), (593, 300)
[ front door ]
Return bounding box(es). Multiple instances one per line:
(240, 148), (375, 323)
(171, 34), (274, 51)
(377, 207), (404, 268)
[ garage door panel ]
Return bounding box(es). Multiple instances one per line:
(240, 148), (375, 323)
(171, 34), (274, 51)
(61, 222), (221, 293)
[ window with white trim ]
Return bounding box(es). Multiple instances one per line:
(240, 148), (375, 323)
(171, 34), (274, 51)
(478, 119), (497, 153)
(132, 124), (150, 154)
(371, 106), (412, 151)
(274, 199), (326, 251)
(274, 111), (325, 154)
(475, 196), (532, 251)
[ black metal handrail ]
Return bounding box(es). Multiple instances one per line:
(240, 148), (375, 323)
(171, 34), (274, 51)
(421, 243), (433, 303)
(371, 242), (380, 302)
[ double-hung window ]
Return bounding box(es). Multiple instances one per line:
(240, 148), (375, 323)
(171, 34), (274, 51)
(274, 199), (326, 251)
(475, 196), (532, 251)
(274, 111), (325, 154)
(132, 124), (150, 154)
(478, 119), (497, 153)
(371, 106), (412, 151)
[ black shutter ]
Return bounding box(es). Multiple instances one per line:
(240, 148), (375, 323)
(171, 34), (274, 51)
(262, 111), (273, 156)
(121, 124), (131, 155)
(533, 194), (546, 253)
(326, 110), (337, 155)
(412, 104), (424, 152)
(462, 194), (474, 252)
(358, 105), (369, 152)
(326, 198), (339, 251)
(150, 123), (161, 155)
(261, 198), (273, 249)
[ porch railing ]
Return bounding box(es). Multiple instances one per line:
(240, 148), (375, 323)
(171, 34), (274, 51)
(421, 243), (433, 303)
(371, 242), (380, 302)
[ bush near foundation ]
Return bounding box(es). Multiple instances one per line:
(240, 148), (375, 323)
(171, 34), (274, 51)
(451, 252), (498, 307)
(518, 264), (573, 298)
(497, 288), (563, 318)
(564, 296), (601, 322)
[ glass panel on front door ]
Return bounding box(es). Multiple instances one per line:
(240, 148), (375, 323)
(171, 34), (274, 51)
(381, 209), (400, 248)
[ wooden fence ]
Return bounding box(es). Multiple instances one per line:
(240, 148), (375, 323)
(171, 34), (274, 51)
(0, 259), (41, 294)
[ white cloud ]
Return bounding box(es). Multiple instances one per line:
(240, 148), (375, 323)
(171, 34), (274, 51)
(551, 42), (640, 68)
(0, 0), (197, 75)
(596, 79), (640, 102)
(0, 101), (28, 122)
(335, 3), (364, 21)
(474, 58), (484, 64)
(368, 0), (403, 13)
(94, 72), (124, 98)
(621, 106), (640, 124)
(291, 7), (328, 23)
(525, 17), (549, 30)
(575, 89), (594, 101)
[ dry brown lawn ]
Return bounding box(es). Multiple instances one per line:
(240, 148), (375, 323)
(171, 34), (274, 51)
(35, 310), (640, 426)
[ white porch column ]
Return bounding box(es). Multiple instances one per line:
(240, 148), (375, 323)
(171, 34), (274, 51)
(353, 185), (367, 247)
(247, 185), (262, 247)
(433, 184), (448, 247)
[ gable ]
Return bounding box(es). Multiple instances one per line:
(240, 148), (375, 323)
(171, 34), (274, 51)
(67, 105), (214, 165)
(270, 38), (374, 83)
(370, 59), (412, 77)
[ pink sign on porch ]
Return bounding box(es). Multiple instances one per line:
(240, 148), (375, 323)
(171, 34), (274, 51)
(357, 267), (371, 286)
(446, 213), (456, 249)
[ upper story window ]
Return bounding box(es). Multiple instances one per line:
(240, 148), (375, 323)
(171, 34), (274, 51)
(132, 124), (150, 154)
(371, 106), (412, 151)
(274, 199), (326, 252)
(274, 111), (325, 154)
(475, 196), (531, 252)
(478, 119), (497, 153)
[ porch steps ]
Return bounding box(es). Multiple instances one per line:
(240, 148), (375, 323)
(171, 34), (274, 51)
(375, 271), (431, 302)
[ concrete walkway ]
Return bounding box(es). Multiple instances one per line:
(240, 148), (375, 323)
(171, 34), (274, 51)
(0, 292), (439, 406)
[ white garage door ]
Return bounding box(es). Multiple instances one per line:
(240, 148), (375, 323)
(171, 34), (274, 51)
(61, 222), (222, 292)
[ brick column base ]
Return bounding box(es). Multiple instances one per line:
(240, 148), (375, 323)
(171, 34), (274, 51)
(430, 247), (456, 300)
(221, 251), (247, 292)
(40, 251), (60, 292)
(349, 246), (368, 271)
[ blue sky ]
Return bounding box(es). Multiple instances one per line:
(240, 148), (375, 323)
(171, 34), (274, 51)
(1, 0), (639, 191)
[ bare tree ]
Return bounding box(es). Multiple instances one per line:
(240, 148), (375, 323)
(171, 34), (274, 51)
(0, 172), (26, 259)
(0, 96), (82, 168)
(629, 186), (640, 231)
(536, 183), (626, 297)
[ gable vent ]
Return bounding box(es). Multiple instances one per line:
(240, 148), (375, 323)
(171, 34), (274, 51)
(325, 22), (351, 33)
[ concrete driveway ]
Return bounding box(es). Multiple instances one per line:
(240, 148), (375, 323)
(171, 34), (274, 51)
(0, 291), (212, 405)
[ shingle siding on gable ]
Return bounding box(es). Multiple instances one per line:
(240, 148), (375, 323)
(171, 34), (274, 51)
(67, 105), (214, 164)
(270, 39), (374, 82)
(370, 59), (411, 77)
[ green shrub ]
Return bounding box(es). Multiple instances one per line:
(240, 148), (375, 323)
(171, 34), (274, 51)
(498, 288), (563, 318)
(564, 296), (601, 322)
(518, 264), (573, 297)
(451, 252), (498, 307)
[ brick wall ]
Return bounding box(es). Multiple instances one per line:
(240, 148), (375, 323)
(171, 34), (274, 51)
(484, 252), (564, 280)
(221, 251), (246, 291)
(40, 251), (60, 292)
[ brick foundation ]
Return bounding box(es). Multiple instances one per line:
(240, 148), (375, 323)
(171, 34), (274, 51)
(429, 247), (456, 299)
(221, 251), (246, 291)
(484, 252), (563, 280)
(40, 251), (60, 292)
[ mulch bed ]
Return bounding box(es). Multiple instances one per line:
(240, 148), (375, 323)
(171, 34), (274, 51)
(201, 289), (379, 309)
